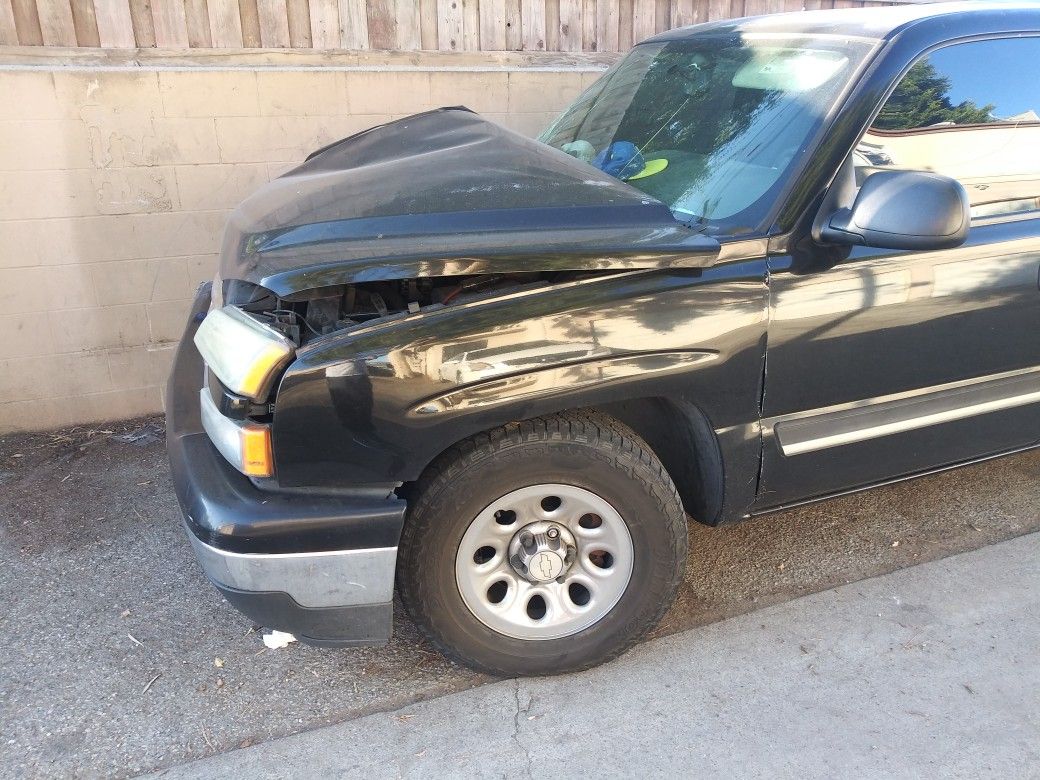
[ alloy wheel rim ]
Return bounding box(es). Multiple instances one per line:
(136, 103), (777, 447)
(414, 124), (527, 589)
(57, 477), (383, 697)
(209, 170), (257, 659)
(455, 484), (634, 640)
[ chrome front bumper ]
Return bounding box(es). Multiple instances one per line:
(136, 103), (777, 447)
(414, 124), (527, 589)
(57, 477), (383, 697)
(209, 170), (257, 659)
(187, 533), (397, 610)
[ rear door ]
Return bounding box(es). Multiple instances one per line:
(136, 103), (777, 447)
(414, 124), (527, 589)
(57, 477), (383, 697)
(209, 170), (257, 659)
(757, 36), (1040, 508)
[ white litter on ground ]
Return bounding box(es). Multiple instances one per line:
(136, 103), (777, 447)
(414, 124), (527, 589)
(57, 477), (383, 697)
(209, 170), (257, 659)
(262, 630), (298, 649)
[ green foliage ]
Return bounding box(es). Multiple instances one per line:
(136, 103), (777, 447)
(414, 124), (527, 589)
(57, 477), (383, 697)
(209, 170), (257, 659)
(874, 59), (995, 130)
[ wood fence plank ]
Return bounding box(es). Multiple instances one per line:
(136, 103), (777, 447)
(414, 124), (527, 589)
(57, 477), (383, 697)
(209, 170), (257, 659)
(256, 0), (290, 45)
(209, 0), (243, 45)
(338, 0), (367, 47)
(544, 0), (558, 50)
(617, 0), (631, 48)
(37, 0), (77, 44)
(503, 0), (519, 48)
(670, 0), (694, 27)
(0, 0), (19, 44)
(653, 0), (666, 31)
(307, 0), (335, 46)
(436, 0), (461, 49)
(393, 0), (419, 48)
(183, 0), (211, 45)
(461, 0), (478, 48)
(12, 0), (43, 42)
(479, 0), (504, 49)
(286, 0), (310, 45)
(520, 0), (543, 50)
(0, 0), (820, 51)
(418, 0), (436, 47)
(94, 0), (135, 45)
(581, 0), (593, 48)
(70, 0), (100, 44)
(366, 0), (393, 47)
(12, 0), (44, 42)
(707, 0), (727, 20)
(238, 0), (261, 44)
(558, 0), (580, 51)
(151, 0), (188, 44)
(128, 0), (154, 44)
(631, 0), (654, 43)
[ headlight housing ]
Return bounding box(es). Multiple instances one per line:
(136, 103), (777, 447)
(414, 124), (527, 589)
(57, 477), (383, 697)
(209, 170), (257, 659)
(194, 305), (295, 402)
(199, 389), (274, 477)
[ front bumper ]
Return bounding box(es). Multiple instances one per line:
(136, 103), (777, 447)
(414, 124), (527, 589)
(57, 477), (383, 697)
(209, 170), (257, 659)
(165, 283), (407, 646)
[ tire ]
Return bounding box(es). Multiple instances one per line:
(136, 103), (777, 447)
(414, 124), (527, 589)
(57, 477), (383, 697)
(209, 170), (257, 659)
(396, 410), (687, 676)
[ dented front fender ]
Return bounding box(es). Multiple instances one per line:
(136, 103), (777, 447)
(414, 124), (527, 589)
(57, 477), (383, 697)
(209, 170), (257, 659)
(269, 260), (769, 521)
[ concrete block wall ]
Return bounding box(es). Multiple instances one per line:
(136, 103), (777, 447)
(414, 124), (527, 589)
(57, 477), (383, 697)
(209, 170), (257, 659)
(0, 51), (607, 433)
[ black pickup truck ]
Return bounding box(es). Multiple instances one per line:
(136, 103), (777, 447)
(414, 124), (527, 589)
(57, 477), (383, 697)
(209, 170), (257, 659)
(167, 2), (1040, 675)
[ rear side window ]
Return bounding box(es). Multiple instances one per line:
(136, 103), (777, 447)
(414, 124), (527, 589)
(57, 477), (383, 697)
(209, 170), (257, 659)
(858, 37), (1040, 220)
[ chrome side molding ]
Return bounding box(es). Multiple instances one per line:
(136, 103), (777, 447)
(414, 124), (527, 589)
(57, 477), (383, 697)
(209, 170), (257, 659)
(768, 366), (1040, 456)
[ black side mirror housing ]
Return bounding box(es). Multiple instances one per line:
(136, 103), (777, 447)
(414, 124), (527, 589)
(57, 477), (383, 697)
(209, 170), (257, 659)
(820, 169), (970, 250)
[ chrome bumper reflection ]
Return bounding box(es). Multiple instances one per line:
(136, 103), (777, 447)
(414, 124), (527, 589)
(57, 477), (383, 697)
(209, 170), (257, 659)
(188, 533), (397, 608)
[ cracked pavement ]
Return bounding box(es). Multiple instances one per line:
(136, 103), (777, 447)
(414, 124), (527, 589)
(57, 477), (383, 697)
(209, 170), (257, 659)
(0, 418), (1038, 777)
(153, 532), (1040, 778)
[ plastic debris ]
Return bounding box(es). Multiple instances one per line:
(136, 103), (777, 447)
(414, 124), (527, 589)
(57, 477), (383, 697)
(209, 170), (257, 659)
(262, 630), (298, 649)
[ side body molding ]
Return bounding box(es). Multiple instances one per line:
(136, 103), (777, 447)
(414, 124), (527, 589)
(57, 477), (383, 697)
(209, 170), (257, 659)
(768, 366), (1040, 457)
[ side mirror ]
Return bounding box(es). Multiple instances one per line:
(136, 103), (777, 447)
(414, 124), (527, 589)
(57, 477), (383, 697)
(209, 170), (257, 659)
(820, 169), (970, 250)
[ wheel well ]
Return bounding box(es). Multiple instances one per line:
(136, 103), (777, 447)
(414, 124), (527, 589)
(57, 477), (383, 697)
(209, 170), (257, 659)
(594, 397), (724, 526)
(401, 398), (725, 525)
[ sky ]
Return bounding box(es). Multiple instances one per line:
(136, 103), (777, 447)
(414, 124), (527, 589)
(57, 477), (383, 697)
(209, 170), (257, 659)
(931, 37), (1039, 118)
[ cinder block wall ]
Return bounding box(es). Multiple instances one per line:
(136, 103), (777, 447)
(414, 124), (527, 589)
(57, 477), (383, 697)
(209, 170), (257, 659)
(0, 51), (608, 433)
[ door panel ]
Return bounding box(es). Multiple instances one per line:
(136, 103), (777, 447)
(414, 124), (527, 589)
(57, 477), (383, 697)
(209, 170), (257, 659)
(758, 218), (1040, 508)
(756, 35), (1040, 509)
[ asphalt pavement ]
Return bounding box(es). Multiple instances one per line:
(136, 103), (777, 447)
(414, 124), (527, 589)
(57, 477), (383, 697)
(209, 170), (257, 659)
(155, 531), (1040, 779)
(0, 417), (1037, 777)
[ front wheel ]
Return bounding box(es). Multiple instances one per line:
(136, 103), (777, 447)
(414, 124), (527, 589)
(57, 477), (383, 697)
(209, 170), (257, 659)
(397, 412), (687, 676)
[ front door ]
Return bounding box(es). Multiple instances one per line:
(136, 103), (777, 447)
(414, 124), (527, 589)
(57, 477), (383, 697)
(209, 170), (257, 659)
(757, 35), (1040, 509)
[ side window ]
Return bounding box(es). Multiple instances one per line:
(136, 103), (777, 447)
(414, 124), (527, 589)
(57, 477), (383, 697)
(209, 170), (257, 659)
(858, 37), (1040, 220)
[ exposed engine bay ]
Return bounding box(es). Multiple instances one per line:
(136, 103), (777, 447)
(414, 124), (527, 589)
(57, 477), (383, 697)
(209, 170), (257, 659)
(223, 271), (609, 347)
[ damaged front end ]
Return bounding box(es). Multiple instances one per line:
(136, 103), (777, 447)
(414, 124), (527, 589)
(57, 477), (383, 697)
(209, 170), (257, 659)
(167, 108), (725, 648)
(220, 107), (719, 296)
(207, 106), (719, 379)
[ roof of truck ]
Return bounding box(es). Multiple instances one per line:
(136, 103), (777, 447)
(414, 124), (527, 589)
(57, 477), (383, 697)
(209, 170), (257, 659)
(647, 2), (1040, 43)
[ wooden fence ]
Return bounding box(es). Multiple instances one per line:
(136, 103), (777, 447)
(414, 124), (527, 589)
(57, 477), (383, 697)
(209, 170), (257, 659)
(0, 0), (898, 51)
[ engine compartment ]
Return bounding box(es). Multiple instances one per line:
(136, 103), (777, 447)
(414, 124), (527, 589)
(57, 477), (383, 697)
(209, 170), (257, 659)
(223, 271), (607, 347)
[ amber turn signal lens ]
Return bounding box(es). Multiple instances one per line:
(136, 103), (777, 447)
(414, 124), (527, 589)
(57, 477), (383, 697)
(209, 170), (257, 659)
(240, 425), (273, 478)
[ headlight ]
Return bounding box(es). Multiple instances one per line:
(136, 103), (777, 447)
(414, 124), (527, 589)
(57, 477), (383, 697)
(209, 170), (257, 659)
(200, 389), (274, 477)
(194, 305), (295, 402)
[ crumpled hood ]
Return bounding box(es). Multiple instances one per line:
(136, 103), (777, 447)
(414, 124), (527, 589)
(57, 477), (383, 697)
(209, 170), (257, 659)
(220, 108), (719, 296)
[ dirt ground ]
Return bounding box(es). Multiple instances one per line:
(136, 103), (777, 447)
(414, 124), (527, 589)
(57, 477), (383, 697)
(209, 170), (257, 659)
(1, 416), (1037, 778)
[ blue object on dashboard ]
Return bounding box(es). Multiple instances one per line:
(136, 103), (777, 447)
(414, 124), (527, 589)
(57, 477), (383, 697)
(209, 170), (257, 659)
(593, 141), (645, 179)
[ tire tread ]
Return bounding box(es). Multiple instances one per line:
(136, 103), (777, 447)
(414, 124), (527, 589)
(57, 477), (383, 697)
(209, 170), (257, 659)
(397, 410), (686, 676)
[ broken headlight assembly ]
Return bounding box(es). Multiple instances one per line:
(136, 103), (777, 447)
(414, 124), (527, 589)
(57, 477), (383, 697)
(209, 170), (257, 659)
(194, 304), (295, 403)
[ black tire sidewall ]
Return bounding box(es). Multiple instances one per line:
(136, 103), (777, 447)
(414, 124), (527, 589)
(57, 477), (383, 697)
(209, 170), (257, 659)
(406, 437), (684, 675)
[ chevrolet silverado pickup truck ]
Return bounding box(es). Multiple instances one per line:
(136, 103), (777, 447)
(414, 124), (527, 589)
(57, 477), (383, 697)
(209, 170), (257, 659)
(167, 2), (1040, 676)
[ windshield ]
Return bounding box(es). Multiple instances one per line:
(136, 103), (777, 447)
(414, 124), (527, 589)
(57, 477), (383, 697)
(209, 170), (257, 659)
(540, 34), (877, 235)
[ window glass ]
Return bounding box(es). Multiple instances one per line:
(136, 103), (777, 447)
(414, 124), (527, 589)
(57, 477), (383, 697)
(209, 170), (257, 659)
(540, 34), (876, 235)
(859, 37), (1040, 219)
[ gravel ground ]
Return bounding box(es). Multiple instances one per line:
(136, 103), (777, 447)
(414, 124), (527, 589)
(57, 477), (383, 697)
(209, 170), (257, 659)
(1, 416), (1037, 778)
